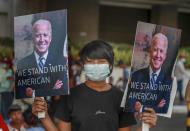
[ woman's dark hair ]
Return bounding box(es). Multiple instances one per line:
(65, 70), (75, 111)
(80, 40), (114, 74)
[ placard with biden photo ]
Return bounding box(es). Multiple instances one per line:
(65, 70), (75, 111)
(14, 9), (69, 99)
(121, 21), (181, 117)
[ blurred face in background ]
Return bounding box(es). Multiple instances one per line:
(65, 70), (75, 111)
(9, 110), (23, 124)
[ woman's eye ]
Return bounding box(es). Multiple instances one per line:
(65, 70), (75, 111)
(98, 60), (108, 63)
(85, 59), (108, 64)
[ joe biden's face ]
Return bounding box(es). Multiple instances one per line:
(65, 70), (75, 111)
(33, 23), (51, 56)
(150, 37), (167, 72)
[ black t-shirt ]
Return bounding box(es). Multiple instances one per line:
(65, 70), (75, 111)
(55, 83), (136, 131)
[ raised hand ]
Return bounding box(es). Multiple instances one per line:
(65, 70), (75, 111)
(32, 97), (47, 117)
(139, 107), (157, 129)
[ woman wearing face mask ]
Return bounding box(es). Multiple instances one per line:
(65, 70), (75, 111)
(32, 40), (157, 131)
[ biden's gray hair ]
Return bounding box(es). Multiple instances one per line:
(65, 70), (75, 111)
(32, 19), (52, 35)
(151, 33), (168, 51)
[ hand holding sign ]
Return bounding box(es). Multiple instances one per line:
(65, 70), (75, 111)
(140, 108), (157, 128)
(139, 108), (157, 131)
(32, 97), (47, 118)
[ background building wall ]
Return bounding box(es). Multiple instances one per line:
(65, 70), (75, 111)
(0, 0), (190, 46)
(179, 12), (190, 46)
(151, 5), (178, 27)
(99, 5), (150, 43)
(13, 0), (46, 16)
(0, 0), (10, 37)
(47, 0), (99, 42)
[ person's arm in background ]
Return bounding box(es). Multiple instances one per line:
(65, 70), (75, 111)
(185, 80), (190, 102)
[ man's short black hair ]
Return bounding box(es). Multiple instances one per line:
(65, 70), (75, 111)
(8, 104), (21, 115)
(80, 40), (114, 74)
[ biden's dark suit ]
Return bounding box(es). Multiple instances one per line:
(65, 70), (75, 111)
(125, 67), (172, 113)
(15, 52), (69, 99)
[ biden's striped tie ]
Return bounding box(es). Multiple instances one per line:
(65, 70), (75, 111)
(39, 56), (45, 71)
(151, 73), (157, 87)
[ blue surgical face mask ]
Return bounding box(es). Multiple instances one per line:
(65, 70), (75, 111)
(1, 64), (6, 69)
(181, 58), (186, 63)
(84, 64), (110, 82)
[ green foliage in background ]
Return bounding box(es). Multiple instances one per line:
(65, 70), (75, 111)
(69, 40), (86, 59)
(109, 42), (133, 66)
(0, 46), (13, 58)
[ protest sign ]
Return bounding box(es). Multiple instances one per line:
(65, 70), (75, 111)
(14, 9), (69, 98)
(121, 21), (181, 117)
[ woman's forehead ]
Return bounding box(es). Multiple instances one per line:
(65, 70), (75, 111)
(86, 57), (108, 61)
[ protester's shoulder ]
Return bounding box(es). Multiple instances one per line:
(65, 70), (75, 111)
(112, 86), (124, 100)
(7, 123), (15, 130)
(124, 67), (129, 72)
(112, 86), (123, 95)
(70, 83), (86, 94)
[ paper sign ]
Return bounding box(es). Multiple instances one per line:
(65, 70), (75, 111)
(14, 9), (69, 99)
(121, 21), (181, 117)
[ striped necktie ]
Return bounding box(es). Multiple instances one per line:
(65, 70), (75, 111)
(39, 56), (45, 70)
(151, 73), (157, 87)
